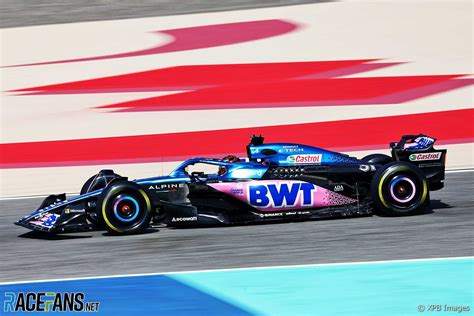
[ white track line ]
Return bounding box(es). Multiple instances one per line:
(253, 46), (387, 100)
(1, 256), (472, 286)
(445, 168), (474, 174)
(0, 193), (79, 201)
(1, 168), (473, 201)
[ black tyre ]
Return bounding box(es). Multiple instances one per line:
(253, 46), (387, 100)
(362, 153), (392, 165)
(80, 170), (121, 194)
(371, 162), (429, 216)
(97, 182), (152, 235)
(81, 170), (121, 226)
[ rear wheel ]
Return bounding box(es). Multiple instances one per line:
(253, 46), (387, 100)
(371, 162), (429, 216)
(97, 182), (152, 235)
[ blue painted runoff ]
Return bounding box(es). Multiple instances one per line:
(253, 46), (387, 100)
(1, 258), (472, 315)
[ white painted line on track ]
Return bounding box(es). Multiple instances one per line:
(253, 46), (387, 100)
(0, 193), (79, 201)
(445, 168), (474, 174)
(1, 256), (472, 286)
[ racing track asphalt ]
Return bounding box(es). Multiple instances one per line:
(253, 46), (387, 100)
(0, 171), (473, 283)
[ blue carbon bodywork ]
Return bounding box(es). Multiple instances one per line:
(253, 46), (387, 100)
(167, 158), (268, 180)
(248, 143), (361, 165)
(19, 190), (102, 223)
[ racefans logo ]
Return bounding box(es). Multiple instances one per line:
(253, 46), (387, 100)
(409, 152), (442, 161)
(3, 292), (100, 313)
(287, 154), (322, 164)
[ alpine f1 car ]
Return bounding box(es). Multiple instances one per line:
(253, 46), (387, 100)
(16, 134), (446, 235)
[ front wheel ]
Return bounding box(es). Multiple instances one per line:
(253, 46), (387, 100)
(371, 162), (429, 216)
(97, 182), (152, 235)
(81, 170), (121, 226)
(80, 170), (121, 194)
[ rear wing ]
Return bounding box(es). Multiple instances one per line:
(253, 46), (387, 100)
(390, 134), (446, 190)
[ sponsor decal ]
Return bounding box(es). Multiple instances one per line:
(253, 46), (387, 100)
(334, 185), (344, 192)
(278, 147), (304, 153)
(404, 136), (435, 149)
(230, 183), (244, 195)
(149, 183), (185, 190)
(287, 154), (322, 164)
(171, 216), (197, 222)
(249, 182), (316, 208)
(260, 210), (311, 218)
(250, 148), (260, 154)
(262, 212), (284, 217)
(409, 152), (442, 161)
(3, 292), (100, 313)
(359, 164), (370, 172)
(64, 208), (85, 214)
(30, 214), (59, 227)
(230, 188), (244, 195)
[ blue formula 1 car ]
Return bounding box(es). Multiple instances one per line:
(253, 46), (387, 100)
(16, 134), (446, 235)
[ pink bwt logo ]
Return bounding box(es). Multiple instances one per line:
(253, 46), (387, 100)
(249, 182), (315, 208)
(210, 180), (356, 211)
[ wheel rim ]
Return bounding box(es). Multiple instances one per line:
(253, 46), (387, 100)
(377, 165), (428, 212)
(389, 176), (416, 203)
(112, 195), (140, 222)
(383, 171), (424, 210)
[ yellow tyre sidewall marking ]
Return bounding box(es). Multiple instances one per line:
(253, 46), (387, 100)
(378, 166), (428, 209)
(102, 186), (151, 233)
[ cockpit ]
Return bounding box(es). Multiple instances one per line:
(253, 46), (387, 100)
(170, 155), (266, 180)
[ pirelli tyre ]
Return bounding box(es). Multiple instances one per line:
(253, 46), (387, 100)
(371, 162), (429, 216)
(81, 170), (121, 226)
(97, 182), (152, 235)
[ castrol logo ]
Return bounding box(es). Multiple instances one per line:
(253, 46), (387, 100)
(409, 152), (442, 161)
(287, 154), (322, 164)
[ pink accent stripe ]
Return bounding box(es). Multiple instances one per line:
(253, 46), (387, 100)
(297, 62), (403, 79)
(101, 75), (465, 112)
(10, 60), (374, 94)
(4, 20), (298, 68)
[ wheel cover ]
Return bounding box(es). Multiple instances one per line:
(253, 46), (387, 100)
(112, 195), (140, 222)
(389, 176), (416, 203)
(378, 166), (428, 210)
